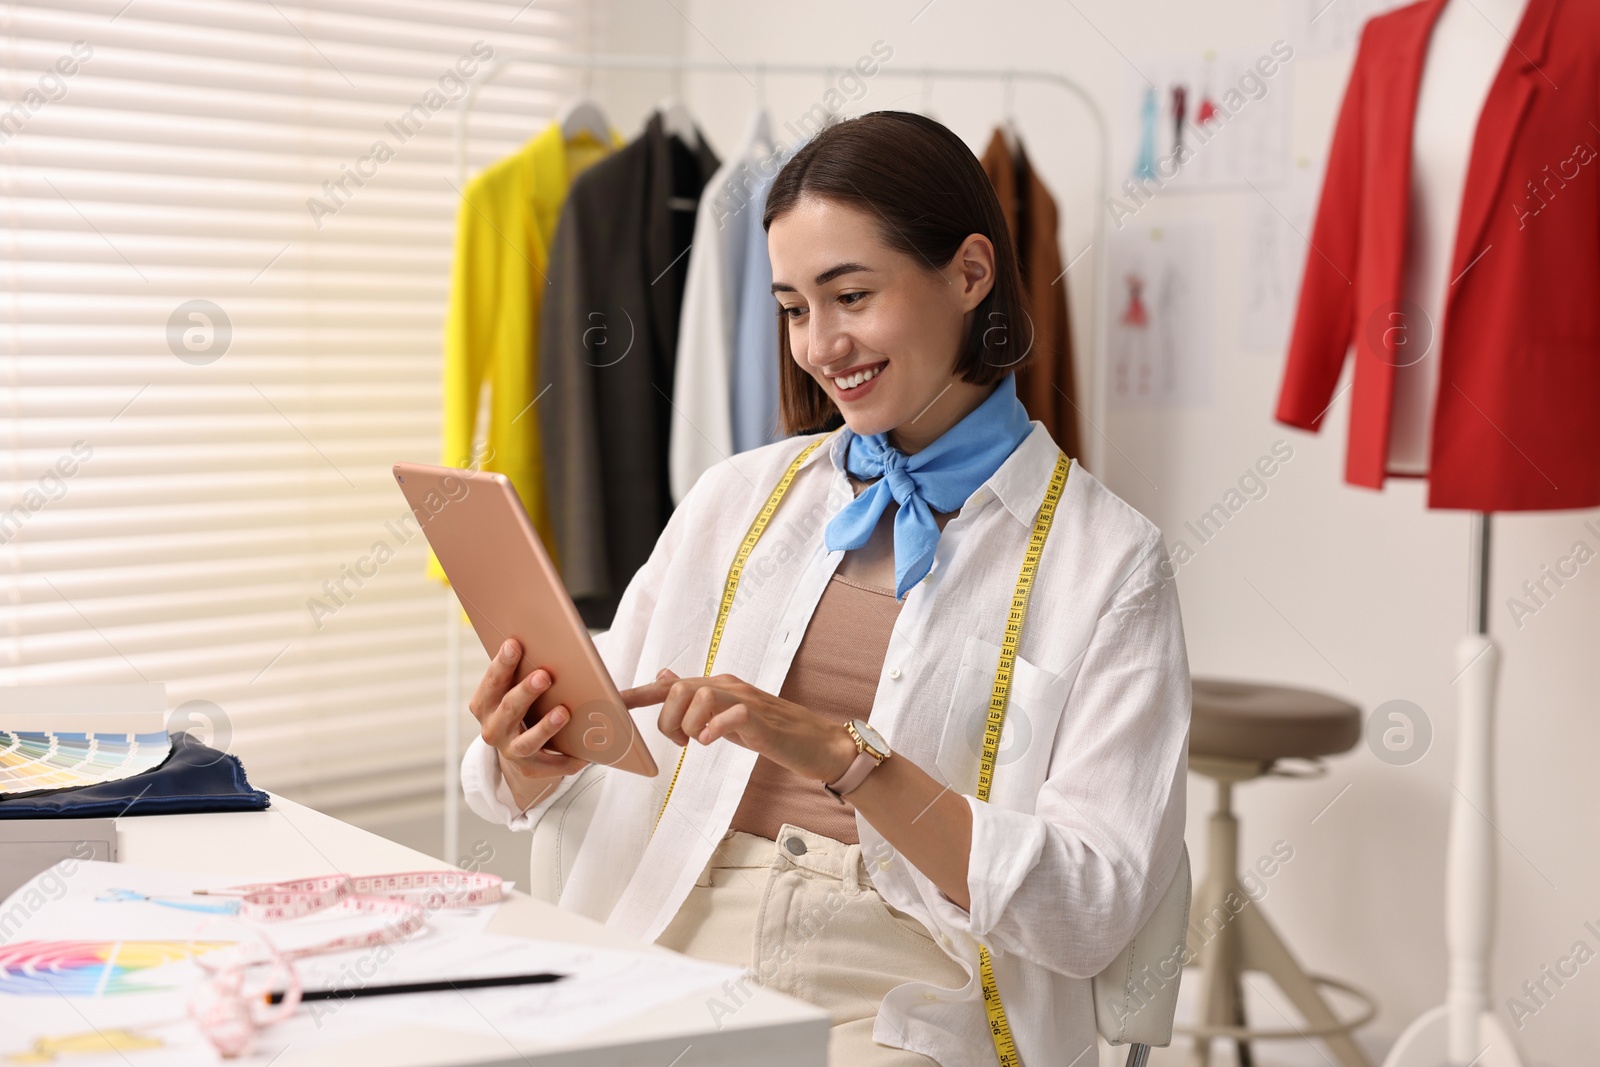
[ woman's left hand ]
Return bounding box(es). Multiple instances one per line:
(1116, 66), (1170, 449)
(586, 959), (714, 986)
(619, 669), (856, 783)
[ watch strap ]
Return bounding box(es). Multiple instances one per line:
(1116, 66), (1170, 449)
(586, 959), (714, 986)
(825, 749), (880, 799)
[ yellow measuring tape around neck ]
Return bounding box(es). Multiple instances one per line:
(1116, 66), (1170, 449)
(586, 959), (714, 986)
(651, 430), (836, 833)
(974, 447), (1070, 1067)
(652, 430), (1072, 1067)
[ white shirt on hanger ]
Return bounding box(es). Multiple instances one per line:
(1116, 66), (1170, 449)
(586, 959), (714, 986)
(464, 423), (1190, 1066)
(668, 109), (777, 504)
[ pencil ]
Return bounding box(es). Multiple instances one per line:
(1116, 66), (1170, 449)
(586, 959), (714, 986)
(266, 971), (565, 1004)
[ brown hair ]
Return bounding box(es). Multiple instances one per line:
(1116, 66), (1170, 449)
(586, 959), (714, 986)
(762, 110), (1032, 436)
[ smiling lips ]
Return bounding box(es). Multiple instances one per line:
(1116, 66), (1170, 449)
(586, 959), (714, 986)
(831, 361), (886, 393)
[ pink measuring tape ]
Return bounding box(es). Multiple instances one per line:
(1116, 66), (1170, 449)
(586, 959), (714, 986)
(226, 870), (503, 933)
(187, 869), (505, 1058)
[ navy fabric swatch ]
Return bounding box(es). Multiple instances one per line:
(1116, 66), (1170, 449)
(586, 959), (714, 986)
(0, 732), (270, 818)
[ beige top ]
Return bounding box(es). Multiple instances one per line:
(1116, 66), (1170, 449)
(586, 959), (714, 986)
(729, 477), (955, 843)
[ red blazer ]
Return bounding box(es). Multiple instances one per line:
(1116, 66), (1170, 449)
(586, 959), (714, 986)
(1275, 0), (1600, 511)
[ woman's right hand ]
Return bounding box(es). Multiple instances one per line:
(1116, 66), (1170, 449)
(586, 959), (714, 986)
(470, 638), (588, 810)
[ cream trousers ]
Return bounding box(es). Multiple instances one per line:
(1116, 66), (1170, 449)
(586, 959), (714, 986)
(654, 824), (970, 1067)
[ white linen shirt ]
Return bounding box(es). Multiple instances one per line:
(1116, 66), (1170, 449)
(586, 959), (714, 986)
(464, 422), (1191, 1066)
(667, 110), (775, 505)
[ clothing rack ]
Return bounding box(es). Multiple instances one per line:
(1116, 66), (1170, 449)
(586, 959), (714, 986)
(443, 52), (1112, 862)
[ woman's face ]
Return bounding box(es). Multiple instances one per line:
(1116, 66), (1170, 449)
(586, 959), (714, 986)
(768, 195), (997, 453)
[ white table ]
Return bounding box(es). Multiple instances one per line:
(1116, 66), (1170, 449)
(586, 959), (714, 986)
(108, 794), (828, 1066)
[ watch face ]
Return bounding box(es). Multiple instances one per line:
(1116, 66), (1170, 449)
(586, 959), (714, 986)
(852, 719), (889, 758)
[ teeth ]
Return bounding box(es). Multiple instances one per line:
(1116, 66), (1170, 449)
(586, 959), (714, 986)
(838, 364), (882, 390)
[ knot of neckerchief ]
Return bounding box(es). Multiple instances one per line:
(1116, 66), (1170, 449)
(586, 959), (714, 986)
(824, 373), (1033, 600)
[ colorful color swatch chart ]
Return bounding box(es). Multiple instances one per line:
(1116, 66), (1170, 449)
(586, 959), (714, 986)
(0, 940), (229, 997)
(0, 732), (172, 795)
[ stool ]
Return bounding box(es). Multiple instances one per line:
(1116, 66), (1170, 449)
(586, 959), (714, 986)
(1181, 678), (1378, 1067)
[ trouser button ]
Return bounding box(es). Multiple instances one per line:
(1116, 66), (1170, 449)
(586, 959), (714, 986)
(784, 836), (807, 856)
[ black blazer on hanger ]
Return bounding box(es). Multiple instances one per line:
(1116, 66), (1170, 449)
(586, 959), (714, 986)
(539, 111), (720, 628)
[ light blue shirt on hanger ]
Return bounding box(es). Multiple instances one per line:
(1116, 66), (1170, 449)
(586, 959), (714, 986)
(730, 135), (804, 453)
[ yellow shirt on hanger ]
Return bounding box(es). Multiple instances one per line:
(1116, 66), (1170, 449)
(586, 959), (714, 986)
(428, 122), (618, 585)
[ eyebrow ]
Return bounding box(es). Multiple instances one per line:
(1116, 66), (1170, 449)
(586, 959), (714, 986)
(771, 262), (875, 294)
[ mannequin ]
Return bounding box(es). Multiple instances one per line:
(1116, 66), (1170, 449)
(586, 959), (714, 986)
(1387, 0), (1529, 474)
(1385, 7), (1534, 1067)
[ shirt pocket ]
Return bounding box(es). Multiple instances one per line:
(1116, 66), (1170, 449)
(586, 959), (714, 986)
(934, 634), (1070, 811)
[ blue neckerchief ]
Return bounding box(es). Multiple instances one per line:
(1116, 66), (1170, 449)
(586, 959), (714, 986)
(824, 374), (1033, 600)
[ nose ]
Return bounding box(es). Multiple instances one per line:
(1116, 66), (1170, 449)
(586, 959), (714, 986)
(804, 308), (852, 373)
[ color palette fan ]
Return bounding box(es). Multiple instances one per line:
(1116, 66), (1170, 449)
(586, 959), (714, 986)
(0, 732), (172, 795)
(0, 940), (228, 996)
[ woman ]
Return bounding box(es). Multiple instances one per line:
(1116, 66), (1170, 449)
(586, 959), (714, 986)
(463, 111), (1190, 1066)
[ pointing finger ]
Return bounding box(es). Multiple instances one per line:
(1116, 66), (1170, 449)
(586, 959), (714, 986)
(619, 670), (697, 710)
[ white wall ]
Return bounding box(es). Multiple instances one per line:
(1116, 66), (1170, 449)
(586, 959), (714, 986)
(649, 2), (1600, 1064)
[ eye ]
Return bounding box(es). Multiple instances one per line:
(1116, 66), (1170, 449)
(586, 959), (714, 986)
(838, 291), (867, 307)
(779, 303), (807, 320)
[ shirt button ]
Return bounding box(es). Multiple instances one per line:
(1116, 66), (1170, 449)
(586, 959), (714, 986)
(923, 992), (939, 1002)
(887, 666), (901, 680)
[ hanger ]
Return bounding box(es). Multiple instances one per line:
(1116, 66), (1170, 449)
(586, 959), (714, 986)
(657, 97), (701, 149)
(1001, 73), (1020, 155)
(657, 68), (702, 213)
(557, 96), (610, 144)
(556, 53), (609, 143)
(657, 64), (701, 151)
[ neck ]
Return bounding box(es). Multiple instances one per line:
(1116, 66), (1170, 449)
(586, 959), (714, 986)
(885, 378), (996, 454)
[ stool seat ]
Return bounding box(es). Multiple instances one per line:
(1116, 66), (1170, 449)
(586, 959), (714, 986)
(1191, 678), (1361, 763)
(1184, 678), (1375, 1067)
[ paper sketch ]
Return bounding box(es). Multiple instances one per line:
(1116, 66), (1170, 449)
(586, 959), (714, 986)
(1280, 0), (1412, 55)
(1108, 222), (1216, 408)
(1241, 157), (1321, 352)
(1122, 49), (1292, 192)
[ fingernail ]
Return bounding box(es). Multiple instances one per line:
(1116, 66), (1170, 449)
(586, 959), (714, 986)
(656, 668), (671, 681)
(499, 641), (515, 662)
(530, 669), (549, 687)
(551, 708), (568, 725)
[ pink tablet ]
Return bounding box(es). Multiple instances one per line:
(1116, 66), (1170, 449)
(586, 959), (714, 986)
(393, 462), (658, 778)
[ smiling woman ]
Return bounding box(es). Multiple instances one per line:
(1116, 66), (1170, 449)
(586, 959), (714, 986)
(463, 110), (1190, 1067)
(764, 111), (1034, 451)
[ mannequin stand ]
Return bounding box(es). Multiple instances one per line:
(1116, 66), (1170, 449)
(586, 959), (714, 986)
(1383, 514), (1524, 1067)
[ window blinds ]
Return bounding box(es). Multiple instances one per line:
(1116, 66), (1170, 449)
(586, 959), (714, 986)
(1, 0), (582, 827)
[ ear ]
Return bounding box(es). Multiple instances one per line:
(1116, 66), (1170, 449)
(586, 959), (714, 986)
(949, 233), (996, 314)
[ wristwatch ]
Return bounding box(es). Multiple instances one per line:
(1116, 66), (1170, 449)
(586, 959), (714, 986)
(824, 719), (892, 801)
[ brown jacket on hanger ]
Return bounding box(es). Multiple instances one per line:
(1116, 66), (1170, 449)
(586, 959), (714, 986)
(981, 128), (1082, 462)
